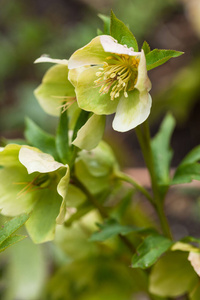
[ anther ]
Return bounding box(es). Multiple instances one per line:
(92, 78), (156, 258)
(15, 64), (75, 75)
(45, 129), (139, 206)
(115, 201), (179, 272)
(110, 73), (116, 78)
(96, 72), (102, 77)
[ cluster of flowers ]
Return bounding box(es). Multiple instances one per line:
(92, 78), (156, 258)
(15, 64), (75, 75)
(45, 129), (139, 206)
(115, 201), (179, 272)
(0, 32), (152, 244)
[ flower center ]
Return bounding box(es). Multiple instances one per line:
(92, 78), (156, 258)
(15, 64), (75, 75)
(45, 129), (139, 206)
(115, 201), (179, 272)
(94, 54), (139, 100)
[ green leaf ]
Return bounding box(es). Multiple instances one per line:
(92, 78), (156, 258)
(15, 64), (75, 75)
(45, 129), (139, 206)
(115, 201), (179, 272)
(89, 219), (136, 242)
(110, 10), (138, 51)
(0, 234), (26, 253)
(181, 145), (200, 165)
(131, 234), (173, 269)
(141, 41), (151, 55)
(0, 214), (29, 245)
(151, 113), (175, 196)
(173, 163), (200, 184)
(25, 117), (58, 160)
(146, 49), (184, 71)
(72, 114), (106, 151)
(172, 145), (200, 184)
(149, 251), (198, 297)
(98, 14), (110, 35)
(56, 110), (70, 164)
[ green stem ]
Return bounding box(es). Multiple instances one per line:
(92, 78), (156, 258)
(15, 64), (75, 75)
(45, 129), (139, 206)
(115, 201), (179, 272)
(72, 176), (136, 253)
(135, 121), (172, 240)
(115, 171), (154, 205)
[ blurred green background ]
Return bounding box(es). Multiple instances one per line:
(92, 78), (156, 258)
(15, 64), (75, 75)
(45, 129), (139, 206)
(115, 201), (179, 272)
(1, 1), (200, 299)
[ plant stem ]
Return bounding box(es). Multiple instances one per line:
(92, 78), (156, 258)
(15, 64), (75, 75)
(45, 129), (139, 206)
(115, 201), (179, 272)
(135, 121), (172, 240)
(115, 171), (154, 205)
(72, 176), (136, 253)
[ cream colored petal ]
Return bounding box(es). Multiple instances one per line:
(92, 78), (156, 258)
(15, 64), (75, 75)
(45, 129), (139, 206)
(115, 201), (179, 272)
(19, 147), (65, 174)
(68, 36), (107, 69)
(72, 114), (106, 151)
(112, 90), (152, 132)
(188, 252), (200, 276)
(34, 64), (75, 117)
(135, 50), (151, 92)
(68, 66), (88, 88)
(100, 35), (141, 56)
(34, 56), (68, 65)
(56, 167), (70, 224)
(0, 144), (22, 167)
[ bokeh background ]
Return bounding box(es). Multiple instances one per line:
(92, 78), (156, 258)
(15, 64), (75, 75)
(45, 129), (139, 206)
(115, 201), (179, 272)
(1, 1), (200, 299)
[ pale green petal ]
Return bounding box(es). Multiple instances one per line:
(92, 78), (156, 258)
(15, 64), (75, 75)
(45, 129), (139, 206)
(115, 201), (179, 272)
(0, 144), (22, 167)
(112, 90), (152, 132)
(0, 167), (38, 216)
(68, 66), (88, 88)
(34, 64), (75, 116)
(56, 167), (70, 224)
(68, 36), (107, 69)
(135, 50), (151, 92)
(26, 189), (62, 243)
(19, 147), (65, 174)
(72, 114), (106, 151)
(74, 66), (119, 115)
(67, 102), (82, 129)
(34, 56), (68, 65)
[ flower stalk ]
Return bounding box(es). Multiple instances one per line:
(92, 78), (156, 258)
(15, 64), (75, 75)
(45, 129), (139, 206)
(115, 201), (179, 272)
(135, 121), (172, 240)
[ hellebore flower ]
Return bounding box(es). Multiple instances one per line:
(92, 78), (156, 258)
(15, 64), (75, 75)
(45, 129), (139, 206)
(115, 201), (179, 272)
(34, 56), (79, 119)
(68, 35), (152, 132)
(0, 144), (69, 243)
(34, 56), (106, 150)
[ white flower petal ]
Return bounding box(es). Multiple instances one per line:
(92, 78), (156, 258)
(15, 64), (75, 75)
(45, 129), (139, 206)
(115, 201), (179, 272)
(34, 56), (68, 65)
(135, 50), (151, 92)
(100, 35), (141, 56)
(188, 252), (200, 276)
(68, 36), (107, 69)
(19, 147), (65, 174)
(112, 90), (152, 132)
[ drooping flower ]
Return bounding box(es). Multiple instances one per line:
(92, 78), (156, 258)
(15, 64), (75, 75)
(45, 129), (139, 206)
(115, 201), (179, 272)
(68, 35), (152, 132)
(34, 56), (79, 119)
(0, 144), (69, 243)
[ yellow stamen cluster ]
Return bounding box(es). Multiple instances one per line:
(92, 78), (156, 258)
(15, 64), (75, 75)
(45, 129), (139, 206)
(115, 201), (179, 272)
(94, 54), (139, 100)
